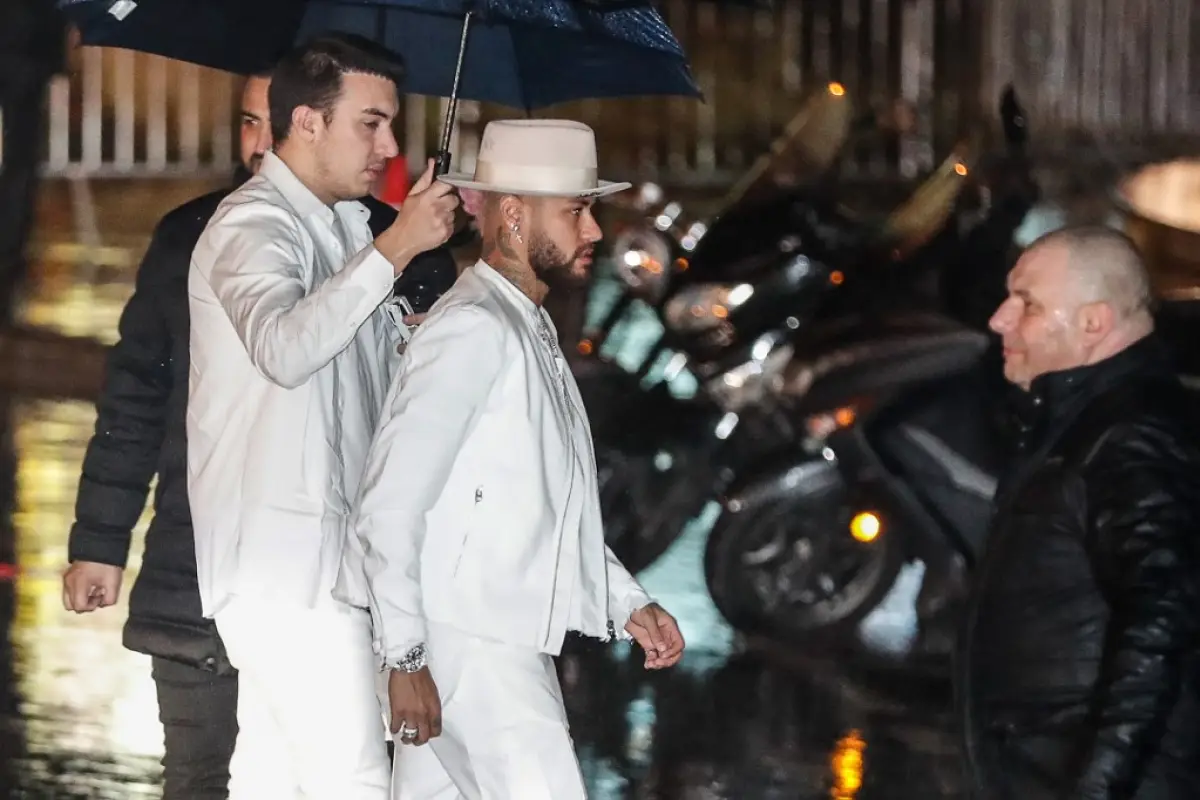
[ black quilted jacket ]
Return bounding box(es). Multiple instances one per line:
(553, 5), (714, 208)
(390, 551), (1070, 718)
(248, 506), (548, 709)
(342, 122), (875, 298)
(957, 335), (1200, 800)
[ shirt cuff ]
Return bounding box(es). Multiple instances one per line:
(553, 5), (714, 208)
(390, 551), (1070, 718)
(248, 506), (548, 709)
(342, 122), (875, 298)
(345, 244), (398, 309)
(369, 607), (429, 669)
(611, 588), (654, 641)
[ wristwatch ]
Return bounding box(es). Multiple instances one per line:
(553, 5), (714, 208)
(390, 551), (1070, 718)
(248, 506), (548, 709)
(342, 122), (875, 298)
(384, 643), (428, 674)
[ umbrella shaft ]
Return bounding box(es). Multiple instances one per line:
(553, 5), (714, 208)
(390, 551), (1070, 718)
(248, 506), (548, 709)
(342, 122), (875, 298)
(436, 10), (474, 176)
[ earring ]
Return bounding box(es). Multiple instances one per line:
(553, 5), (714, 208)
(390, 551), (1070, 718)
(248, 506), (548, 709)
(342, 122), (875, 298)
(510, 223), (523, 244)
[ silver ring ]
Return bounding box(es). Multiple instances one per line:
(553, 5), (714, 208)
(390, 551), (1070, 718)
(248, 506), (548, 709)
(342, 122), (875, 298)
(400, 725), (419, 739)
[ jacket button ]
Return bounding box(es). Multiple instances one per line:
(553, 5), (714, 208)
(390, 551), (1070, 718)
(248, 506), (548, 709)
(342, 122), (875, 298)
(204, 657), (216, 669)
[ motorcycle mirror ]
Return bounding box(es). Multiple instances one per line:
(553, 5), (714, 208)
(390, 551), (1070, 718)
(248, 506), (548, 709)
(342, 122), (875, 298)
(879, 140), (979, 256)
(718, 81), (854, 211)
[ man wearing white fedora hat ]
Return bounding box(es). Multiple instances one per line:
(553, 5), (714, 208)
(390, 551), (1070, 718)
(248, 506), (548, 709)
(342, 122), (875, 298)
(342, 118), (686, 798)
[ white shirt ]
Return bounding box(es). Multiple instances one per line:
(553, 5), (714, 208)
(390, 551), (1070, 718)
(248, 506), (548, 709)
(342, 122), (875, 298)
(342, 261), (651, 663)
(187, 151), (402, 618)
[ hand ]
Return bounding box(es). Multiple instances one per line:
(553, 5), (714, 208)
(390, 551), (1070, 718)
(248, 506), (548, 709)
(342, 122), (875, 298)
(375, 158), (460, 276)
(62, 561), (123, 613)
(401, 313), (427, 327)
(625, 603), (685, 669)
(388, 667), (442, 746)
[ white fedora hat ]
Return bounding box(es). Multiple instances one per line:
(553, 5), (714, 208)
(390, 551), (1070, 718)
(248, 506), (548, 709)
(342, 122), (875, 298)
(439, 119), (631, 199)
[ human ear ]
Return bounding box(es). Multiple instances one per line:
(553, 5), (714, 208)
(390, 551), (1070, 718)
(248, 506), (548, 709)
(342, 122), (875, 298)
(499, 195), (525, 233)
(1078, 301), (1114, 343)
(293, 106), (322, 143)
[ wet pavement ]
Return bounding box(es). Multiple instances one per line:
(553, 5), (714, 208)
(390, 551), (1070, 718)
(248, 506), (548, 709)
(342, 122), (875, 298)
(0, 245), (971, 799)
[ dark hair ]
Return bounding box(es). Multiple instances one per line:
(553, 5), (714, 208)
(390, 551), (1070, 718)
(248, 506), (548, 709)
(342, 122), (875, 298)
(268, 33), (406, 145)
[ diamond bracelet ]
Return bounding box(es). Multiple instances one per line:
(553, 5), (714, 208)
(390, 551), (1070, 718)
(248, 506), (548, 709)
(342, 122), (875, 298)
(383, 643), (427, 674)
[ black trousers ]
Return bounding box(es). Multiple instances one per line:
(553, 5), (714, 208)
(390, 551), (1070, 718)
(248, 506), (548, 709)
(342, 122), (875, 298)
(151, 656), (238, 800)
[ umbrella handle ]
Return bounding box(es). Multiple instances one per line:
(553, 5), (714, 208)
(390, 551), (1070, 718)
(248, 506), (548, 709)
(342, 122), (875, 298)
(435, 150), (453, 177)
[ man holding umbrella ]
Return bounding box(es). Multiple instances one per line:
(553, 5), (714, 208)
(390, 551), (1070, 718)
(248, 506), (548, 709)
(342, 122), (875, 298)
(187, 34), (457, 797)
(62, 55), (451, 795)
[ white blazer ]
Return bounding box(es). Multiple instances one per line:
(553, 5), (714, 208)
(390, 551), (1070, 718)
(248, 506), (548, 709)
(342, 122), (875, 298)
(188, 152), (401, 618)
(336, 261), (651, 663)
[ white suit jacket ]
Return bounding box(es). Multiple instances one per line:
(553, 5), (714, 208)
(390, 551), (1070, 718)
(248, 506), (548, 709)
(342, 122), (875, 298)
(188, 152), (401, 617)
(337, 261), (651, 662)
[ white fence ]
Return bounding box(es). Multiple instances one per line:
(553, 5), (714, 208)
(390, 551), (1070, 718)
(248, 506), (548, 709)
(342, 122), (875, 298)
(36, 48), (476, 180)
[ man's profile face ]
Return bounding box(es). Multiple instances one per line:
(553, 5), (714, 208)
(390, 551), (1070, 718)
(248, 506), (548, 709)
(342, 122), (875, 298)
(239, 76), (272, 175)
(312, 71), (400, 202)
(989, 244), (1091, 389)
(526, 196), (602, 282)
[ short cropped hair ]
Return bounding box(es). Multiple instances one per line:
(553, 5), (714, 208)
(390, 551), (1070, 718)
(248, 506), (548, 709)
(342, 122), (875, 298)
(268, 33), (406, 145)
(1028, 224), (1154, 318)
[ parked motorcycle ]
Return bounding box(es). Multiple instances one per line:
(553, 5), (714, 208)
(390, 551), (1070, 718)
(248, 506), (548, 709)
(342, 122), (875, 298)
(703, 313), (1000, 643)
(579, 83), (863, 572)
(579, 80), (857, 376)
(588, 127), (990, 573)
(703, 88), (1038, 646)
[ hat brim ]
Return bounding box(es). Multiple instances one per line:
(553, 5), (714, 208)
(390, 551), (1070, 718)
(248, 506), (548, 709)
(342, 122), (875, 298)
(438, 173), (631, 199)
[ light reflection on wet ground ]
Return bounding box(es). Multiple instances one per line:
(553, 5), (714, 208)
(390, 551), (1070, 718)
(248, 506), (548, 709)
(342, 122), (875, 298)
(0, 249), (967, 798)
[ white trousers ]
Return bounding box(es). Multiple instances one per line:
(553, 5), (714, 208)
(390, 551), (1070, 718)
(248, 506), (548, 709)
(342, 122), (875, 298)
(214, 595), (392, 799)
(392, 623), (587, 800)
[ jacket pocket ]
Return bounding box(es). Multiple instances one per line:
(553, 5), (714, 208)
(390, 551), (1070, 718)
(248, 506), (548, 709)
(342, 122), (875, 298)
(452, 484), (485, 578)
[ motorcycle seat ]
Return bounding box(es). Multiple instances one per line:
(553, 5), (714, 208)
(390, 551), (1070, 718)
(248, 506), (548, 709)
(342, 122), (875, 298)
(777, 312), (990, 412)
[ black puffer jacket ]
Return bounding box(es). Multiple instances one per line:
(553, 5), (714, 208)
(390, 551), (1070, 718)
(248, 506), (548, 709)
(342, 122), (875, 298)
(67, 186), (452, 672)
(957, 335), (1200, 800)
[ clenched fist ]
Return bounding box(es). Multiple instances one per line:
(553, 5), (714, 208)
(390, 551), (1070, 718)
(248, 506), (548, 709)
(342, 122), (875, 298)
(62, 561), (123, 613)
(375, 158), (460, 276)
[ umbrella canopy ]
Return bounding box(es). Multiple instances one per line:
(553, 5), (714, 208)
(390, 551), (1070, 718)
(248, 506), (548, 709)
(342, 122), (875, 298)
(59, 0), (699, 107)
(61, 0), (699, 174)
(295, 2), (698, 110)
(58, 0), (302, 75)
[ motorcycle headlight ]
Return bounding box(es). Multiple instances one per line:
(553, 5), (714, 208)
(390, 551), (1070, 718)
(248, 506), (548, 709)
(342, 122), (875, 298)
(702, 333), (794, 412)
(663, 282), (756, 334)
(611, 225), (673, 302)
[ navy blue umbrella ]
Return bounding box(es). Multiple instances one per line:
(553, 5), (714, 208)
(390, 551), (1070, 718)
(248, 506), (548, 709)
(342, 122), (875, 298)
(58, 0), (303, 74)
(297, 2), (695, 109)
(295, 1), (698, 171)
(60, 0), (699, 172)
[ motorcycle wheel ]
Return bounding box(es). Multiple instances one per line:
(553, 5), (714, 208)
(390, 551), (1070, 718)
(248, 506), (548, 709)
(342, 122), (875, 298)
(704, 466), (905, 645)
(596, 444), (694, 574)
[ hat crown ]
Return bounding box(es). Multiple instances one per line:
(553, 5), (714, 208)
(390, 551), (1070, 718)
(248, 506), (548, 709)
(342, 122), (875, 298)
(476, 119), (599, 172)
(439, 118), (629, 199)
